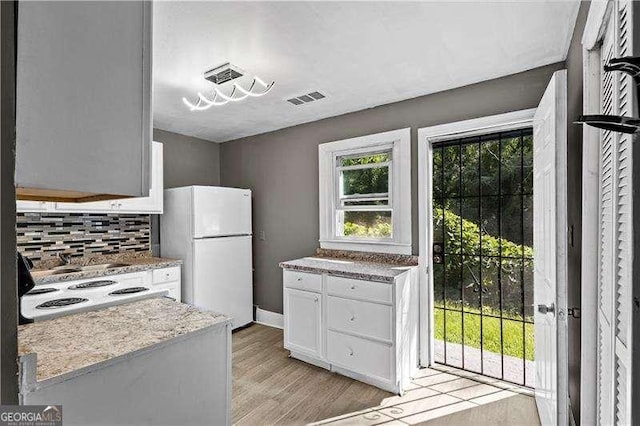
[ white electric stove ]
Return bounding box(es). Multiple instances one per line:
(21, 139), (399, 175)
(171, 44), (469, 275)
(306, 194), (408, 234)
(22, 278), (168, 322)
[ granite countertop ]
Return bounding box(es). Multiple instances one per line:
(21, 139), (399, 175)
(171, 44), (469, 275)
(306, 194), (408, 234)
(279, 253), (418, 283)
(30, 253), (183, 285)
(18, 297), (231, 383)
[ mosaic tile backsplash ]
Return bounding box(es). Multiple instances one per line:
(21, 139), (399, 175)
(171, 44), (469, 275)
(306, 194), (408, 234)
(17, 213), (151, 263)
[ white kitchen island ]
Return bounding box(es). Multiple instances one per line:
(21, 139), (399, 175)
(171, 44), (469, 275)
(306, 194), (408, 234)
(18, 297), (231, 426)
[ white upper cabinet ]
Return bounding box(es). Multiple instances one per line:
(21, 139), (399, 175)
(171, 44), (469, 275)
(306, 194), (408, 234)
(15, 201), (52, 213)
(18, 142), (164, 214)
(15, 1), (152, 202)
(116, 142), (164, 214)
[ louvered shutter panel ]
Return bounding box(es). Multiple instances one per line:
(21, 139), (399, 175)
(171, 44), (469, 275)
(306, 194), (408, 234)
(597, 2), (634, 424)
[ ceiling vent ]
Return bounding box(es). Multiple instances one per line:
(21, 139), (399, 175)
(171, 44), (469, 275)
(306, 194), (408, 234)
(204, 63), (244, 85)
(287, 91), (326, 106)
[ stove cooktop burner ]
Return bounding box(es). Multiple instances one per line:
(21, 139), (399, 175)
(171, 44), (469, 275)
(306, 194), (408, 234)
(69, 280), (117, 290)
(25, 287), (58, 296)
(109, 287), (149, 296)
(35, 297), (89, 309)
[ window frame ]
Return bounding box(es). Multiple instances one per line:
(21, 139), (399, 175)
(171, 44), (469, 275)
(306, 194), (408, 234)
(319, 128), (411, 254)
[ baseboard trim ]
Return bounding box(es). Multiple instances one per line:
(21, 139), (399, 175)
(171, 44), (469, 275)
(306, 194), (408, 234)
(255, 307), (284, 329)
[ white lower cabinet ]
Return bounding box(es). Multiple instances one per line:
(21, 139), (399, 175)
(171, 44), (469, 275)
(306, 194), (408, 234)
(284, 287), (322, 359)
(282, 268), (419, 394)
(151, 266), (182, 302)
(326, 330), (393, 382)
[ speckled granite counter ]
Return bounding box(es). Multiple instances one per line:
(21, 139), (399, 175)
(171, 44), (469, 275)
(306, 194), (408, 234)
(279, 256), (417, 283)
(18, 297), (230, 382)
(30, 253), (182, 285)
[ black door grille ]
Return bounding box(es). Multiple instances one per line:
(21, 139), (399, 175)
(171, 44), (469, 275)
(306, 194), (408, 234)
(431, 128), (534, 387)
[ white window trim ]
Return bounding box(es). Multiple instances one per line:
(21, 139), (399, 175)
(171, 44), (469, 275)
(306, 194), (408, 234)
(319, 128), (411, 255)
(417, 108), (536, 367)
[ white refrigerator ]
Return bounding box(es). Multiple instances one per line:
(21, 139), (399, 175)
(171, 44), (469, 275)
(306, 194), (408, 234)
(161, 186), (253, 329)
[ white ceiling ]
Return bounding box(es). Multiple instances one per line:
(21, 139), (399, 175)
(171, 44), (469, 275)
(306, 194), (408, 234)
(153, 1), (580, 143)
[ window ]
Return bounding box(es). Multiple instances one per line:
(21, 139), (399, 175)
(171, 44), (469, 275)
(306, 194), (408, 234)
(319, 128), (411, 254)
(336, 149), (392, 238)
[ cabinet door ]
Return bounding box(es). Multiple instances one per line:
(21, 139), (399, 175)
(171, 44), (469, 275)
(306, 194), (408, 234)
(53, 142), (163, 214)
(117, 142), (163, 213)
(284, 288), (322, 358)
(53, 199), (115, 213)
(16, 200), (53, 213)
(16, 1), (152, 199)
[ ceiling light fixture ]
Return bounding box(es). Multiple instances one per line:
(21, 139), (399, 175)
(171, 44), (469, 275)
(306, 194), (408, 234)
(182, 63), (275, 111)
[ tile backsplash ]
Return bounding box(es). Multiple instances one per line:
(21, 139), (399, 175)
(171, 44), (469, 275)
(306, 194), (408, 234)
(17, 212), (150, 263)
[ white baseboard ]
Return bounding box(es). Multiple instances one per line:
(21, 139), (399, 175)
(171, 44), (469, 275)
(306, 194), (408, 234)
(255, 307), (284, 329)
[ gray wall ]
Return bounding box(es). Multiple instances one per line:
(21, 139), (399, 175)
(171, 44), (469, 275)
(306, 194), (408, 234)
(153, 128), (221, 189)
(220, 62), (564, 314)
(565, 2), (589, 423)
(152, 129), (221, 256)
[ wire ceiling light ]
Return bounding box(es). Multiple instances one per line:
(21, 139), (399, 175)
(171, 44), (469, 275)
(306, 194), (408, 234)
(182, 62), (275, 111)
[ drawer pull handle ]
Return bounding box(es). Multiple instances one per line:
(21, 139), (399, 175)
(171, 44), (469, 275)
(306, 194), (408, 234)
(314, 296), (319, 302)
(349, 314), (355, 322)
(297, 278), (303, 282)
(350, 284), (356, 290)
(348, 348), (354, 356)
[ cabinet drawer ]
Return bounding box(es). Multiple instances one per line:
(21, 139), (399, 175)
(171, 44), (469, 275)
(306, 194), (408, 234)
(327, 296), (392, 342)
(152, 266), (180, 284)
(327, 330), (392, 381)
(154, 283), (181, 302)
(283, 270), (322, 293)
(326, 276), (392, 304)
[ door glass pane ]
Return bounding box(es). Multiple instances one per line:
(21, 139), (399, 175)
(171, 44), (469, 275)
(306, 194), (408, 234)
(433, 148), (443, 200)
(522, 134), (533, 194)
(461, 197), (480, 255)
(444, 254), (462, 308)
(501, 195), (523, 249)
(501, 133), (522, 195)
(480, 139), (500, 196)
(462, 256), (481, 311)
(461, 140), (480, 196)
(444, 199), (461, 254)
(442, 144), (461, 197)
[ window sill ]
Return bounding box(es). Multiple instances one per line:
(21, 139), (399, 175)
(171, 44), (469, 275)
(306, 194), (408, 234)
(319, 239), (412, 255)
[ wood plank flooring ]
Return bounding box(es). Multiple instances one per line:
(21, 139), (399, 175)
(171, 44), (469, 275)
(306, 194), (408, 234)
(232, 324), (540, 426)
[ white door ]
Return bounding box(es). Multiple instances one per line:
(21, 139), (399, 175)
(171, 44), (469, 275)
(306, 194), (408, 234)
(593, 3), (634, 423)
(284, 288), (322, 358)
(192, 186), (252, 238)
(533, 70), (568, 426)
(192, 235), (253, 329)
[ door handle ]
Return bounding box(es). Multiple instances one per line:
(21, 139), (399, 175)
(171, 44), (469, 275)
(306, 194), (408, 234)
(537, 303), (555, 315)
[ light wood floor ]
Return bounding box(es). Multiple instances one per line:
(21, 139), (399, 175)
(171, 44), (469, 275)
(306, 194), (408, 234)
(233, 324), (539, 425)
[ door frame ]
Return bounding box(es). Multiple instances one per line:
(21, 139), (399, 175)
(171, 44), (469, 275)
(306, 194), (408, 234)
(417, 108), (536, 367)
(580, 2), (613, 425)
